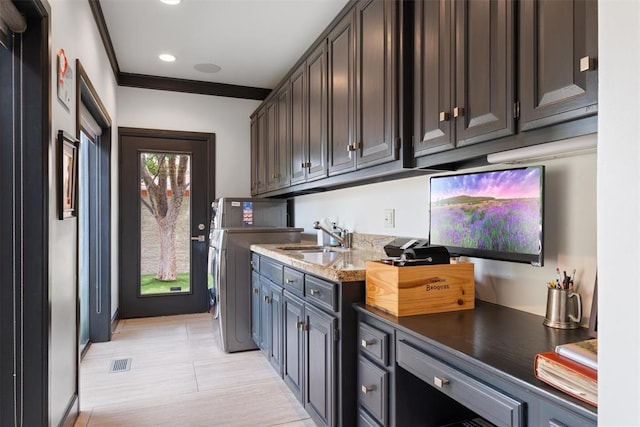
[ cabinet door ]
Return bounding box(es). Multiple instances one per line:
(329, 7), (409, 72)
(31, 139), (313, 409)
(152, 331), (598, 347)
(250, 115), (259, 195)
(307, 42), (329, 182)
(519, 0), (598, 131)
(355, 0), (397, 168)
(305, 303), (337, 427)
(328, 10), (357, 176)
(251, 271), (261, 346)
(283, 292), (305, 402)
(290, 63), (307, 185)
(266, 99), (279, 191)
(455, 0), (515, 146)
(256, 108), (268, 194)
(259, 276), (271, 355)
(275, 85), (291, 189)
(270, 284), (284, 376)
(414, 0), (455, 157)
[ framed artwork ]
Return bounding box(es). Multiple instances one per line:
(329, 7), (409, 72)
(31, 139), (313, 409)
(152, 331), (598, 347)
(588, 274), (598, 338)
(58, 130), (78, 220)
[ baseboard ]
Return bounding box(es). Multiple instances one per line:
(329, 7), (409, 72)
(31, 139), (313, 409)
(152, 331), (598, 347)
(58, 393), (78, 427)
(111, 308), (120, 333)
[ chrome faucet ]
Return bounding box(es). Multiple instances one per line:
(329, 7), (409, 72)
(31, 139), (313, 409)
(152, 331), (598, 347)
(313, 221), (353, 249)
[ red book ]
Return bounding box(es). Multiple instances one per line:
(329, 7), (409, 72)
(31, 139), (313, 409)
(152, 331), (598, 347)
(534, 351), (598, 407)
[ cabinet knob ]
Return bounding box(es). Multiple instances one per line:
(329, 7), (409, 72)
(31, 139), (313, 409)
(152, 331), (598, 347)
(253, 288), (259, 294)
(434, 376), (449, 388)
(439, 111), (450, 122)
(310, 289), (320, 296)
(580, 56), (596, 72)
(361, 339), (376, 348)
(264, 295), (271, 304)
(347, 143), (357, 152)
(285, 279), (294, 284)
(453, 107), (464, 118)
(361, 385), (374, 394)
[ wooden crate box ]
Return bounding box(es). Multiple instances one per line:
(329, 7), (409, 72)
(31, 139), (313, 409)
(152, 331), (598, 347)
(365, 261), (475, 316)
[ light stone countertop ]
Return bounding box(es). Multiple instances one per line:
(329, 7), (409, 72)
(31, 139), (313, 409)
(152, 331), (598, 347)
(250, 241), (388, 283)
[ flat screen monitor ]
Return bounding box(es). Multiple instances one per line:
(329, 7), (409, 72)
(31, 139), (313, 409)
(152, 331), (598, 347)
(429, 166), (544, 266)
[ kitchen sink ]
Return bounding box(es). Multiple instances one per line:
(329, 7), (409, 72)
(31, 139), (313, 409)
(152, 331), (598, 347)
(277, 245), (348, 253)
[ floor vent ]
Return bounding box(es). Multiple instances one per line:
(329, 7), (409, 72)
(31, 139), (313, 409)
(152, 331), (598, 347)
(109, 358), (132, 373)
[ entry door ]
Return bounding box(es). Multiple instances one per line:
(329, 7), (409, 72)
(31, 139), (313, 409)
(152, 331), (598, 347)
(119, 128), (215, 318)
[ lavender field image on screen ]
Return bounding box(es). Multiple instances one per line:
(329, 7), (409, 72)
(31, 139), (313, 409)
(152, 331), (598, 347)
(430, 168), (542, 255)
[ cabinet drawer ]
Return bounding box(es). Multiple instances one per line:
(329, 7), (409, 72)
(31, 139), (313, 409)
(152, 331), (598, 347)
(539, 400), (596, 427)
(305, 275), (337, 312)
(358, 322), (389, 366)
(251, 253), (260, 271)
(260, 258), (283, 285)
(358, 357), (388, 426)
(283, 267), (304, 297)
(396, 338), (523, 427)
(358, 409), (382, 427)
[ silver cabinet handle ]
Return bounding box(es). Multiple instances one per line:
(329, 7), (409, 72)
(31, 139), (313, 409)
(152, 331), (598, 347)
(580, 55), (596, 72)
(191, 235), (205, 242)
(434, 377), (449, 388)
(285, 279), (294, 284)
(252, 288), (259, 294)
(309, 289), (320, 296)
(439, 111), (450, 122)
(453, 107), (464, 118)
(361, 385), (374, 394)
(361, 339), (376, 348)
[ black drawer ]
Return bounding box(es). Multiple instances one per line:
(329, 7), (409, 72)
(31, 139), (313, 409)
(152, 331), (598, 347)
(283, 266), (304, 297)
(251, 253), (260, 271)
(305, 275), (337, 312)
(396, 337), (524, 427)
(359, 322), (389, 367)
(358, 356), (388, 426)
(260, 257), (282, 286)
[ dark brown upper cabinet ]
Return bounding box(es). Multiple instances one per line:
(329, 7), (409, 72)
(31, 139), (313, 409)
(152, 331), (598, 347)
(519, 0), (598, 131)
(291, 42), (329, 186)
(414, 0), (515, 158)
(328, 0), (398, 176)
(251, 107), (268, 195)
(264, 85), (291, 192)
(328, 9), (356, 176)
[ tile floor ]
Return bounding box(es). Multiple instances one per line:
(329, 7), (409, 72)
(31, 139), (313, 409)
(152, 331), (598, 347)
(75, 313), (314, 427)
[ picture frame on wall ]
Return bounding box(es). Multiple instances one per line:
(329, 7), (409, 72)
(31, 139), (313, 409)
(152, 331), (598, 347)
(58, 130), (78, 220)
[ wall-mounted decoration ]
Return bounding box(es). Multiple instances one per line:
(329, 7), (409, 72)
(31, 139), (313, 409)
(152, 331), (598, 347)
(58, 131), (78, 220)
(57, 49), (73, 109)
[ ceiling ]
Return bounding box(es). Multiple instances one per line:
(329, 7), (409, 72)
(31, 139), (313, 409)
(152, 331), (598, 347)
(99, 0), (350, 91)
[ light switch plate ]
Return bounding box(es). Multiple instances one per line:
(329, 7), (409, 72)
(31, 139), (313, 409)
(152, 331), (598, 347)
(384, 209), (395, 228)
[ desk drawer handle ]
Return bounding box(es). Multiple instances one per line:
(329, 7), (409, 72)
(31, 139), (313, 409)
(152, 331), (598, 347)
(434, 376), (449, 388)
(285, 279), (295, 284)
(361, 339), (376, 348)
(310, 289), (320, 296)
(361, 385), (374, 394)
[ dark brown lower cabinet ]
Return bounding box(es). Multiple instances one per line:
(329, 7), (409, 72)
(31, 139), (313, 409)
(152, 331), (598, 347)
(252, 253), (364, 427)
(356, 302), (598, 427)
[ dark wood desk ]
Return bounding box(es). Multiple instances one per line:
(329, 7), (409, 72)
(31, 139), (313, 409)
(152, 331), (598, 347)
(355, 301), (597, 426)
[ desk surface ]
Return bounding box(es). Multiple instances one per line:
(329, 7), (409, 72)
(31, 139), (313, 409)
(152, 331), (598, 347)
(355, 300), (597, 416)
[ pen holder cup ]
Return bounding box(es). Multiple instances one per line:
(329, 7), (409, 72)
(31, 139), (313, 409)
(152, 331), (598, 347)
(543, 287), (582, 329)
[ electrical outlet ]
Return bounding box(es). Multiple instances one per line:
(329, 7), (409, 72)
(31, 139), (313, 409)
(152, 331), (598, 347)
(384, 209), (395, 228)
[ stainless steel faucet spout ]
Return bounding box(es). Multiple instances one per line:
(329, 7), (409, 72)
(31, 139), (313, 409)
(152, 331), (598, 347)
(313, 221), (352, 249)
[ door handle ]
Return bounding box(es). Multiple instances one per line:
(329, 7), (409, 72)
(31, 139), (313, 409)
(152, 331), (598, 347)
(191, 235), (205, 242)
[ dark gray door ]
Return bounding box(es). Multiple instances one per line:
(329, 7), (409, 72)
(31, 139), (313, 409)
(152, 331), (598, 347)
(283, 292), (305, 402)
(305, 303), (337, 427)
(251, 270), (261, 344)
(270, 284), (284, 375)
(519, 0), (598, 131)
(259, 275), (271, 353)
(119, 128), (214, 318)
(290, 62), (307, 185)
(307, 42), (329, 181)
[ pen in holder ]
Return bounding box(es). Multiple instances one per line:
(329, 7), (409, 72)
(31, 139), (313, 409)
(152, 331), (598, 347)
(543, 287), (582, 329)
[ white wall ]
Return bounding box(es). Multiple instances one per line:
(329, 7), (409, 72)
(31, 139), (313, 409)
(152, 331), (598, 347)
(49, 0), (118, 425)
(293, 137), (597, 320)
(598, 1), (640, 424)
(117, 87), (261, 199)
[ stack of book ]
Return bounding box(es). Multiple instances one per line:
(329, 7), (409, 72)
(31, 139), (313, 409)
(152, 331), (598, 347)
(534, 338), (598, 406)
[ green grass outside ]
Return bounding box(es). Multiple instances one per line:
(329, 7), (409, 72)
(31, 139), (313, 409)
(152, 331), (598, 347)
(140, 272), (191, 295)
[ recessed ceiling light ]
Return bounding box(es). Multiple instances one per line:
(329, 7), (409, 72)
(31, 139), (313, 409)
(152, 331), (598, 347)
(194, 63), (222, 74)
(160, 0), (180, 5)
(159, 53), (176, 62)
